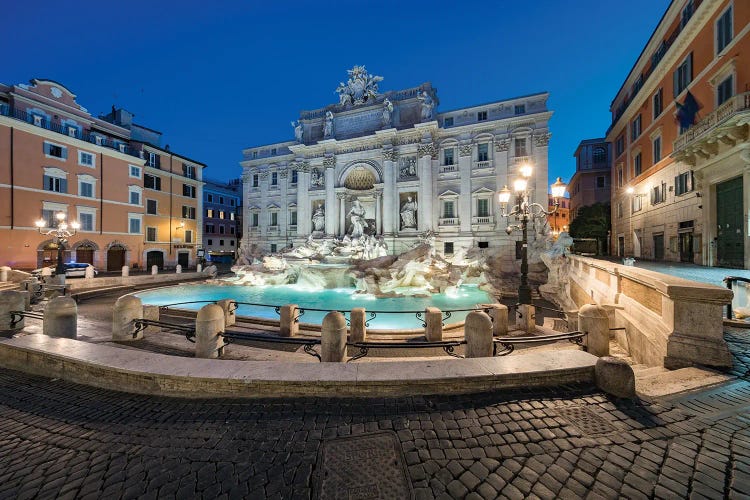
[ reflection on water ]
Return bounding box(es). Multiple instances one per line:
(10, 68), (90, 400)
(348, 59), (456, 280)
(135, 284), (492, 329)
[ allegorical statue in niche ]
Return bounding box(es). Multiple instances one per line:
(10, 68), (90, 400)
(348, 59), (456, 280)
(310, 169), (324, 188)
(312, 204), (325, 232)
(382, 98), (393, 127)
(291, 120), (303, 142)
(418, 91), (434, 121)
(323, 111), (334, 139)
(347, 199), (368, 238)
(400, 196), (418, 229)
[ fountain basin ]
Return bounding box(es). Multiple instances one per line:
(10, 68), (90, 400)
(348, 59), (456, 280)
(135, 283), (493, 330)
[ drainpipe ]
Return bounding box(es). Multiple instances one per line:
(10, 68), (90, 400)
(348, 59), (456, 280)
(9, 127), (14, 229)
(100, 152), (104, 234)
(169, 153), (173, 255)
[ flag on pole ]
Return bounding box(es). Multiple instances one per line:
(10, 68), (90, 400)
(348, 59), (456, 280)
(675, 91), (701, 131)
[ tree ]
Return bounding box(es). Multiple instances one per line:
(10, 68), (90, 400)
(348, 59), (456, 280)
(569, 202), (611, 254)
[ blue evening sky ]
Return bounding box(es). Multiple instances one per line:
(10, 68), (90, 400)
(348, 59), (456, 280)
(4, 0), (669, 186)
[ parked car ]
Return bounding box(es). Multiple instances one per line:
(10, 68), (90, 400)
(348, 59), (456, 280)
(31, 263), (98, 278)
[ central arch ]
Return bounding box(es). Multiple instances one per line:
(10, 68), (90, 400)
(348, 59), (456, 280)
(337, 160), (382, 187)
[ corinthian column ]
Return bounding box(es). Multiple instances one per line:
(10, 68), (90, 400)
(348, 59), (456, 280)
(382, 149), (397, 235)
(458, 143), (473, 233)
(417, 143), (436, 232)
(324, 158), (336, 236)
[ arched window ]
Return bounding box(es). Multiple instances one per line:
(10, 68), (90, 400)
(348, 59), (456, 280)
(593, 147), (606, 163)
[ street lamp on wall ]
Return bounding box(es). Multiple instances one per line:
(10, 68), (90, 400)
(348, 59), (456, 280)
(35, 211), (79, 283)
(498, 165), (567, 304)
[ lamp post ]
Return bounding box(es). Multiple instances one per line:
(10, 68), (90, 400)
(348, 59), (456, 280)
(498, 165), (567, 305)
(35, 212), (79, 284)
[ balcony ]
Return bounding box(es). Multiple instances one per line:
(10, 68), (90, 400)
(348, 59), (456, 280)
(439, 217), (459, 227)
(0, 104), (143, 159)
(472, 216), (494, 225)
(673, 92), (750, 164)
(474, 160), (492, 169)
(439, 163), (458, 173)
(513, 156), (531, 165)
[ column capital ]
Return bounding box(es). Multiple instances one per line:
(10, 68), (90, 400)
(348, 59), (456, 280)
(418, 142), (437, 159)
(382, 149), (398, 162)
(459, 144), (473, 157)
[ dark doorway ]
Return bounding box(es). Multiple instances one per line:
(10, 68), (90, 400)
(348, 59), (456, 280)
(679, 221), (694, 263)
(653, 233), (665, 260)
(716, 177), (744, 268)
(177, 252), (189, 268)
(76, 245), (95, 265)
(107, 246), (126, 271)
(147, 251), (164, 270)
(618, 236), (625, 257)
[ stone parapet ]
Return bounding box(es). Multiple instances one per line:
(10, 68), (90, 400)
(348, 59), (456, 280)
(65, 272), (209, 292)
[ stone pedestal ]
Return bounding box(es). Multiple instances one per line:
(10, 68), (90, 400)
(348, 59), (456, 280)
(482, 303), (508, 337)
(424, 307), (443, 341)
(112, 295), (143, 341)
(465, 311), (493, 358)
(279, 304), (299, 337)
(151, 265), (158, 275)
(176, 265), (182, 274)
(595, 357), (635, 398)
(44, 296), (77, 339)
(0, 290), (25, 331)
(195, 304), (226, 359)
(0, 266), (10, 282)
(197, 264), (202, 273)
(84, 266), (95, 279)
(122, 266), (129, 277)
(579, 304), (609, 357)
(217, 299), (236, 328)
(321, 311), (347, 362)
(350, 308), (366, 343)
(516, 304), (535, 333)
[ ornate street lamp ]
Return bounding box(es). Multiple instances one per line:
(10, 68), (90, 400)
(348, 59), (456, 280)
(498, 165), (567, 305)
(35, 212), (79, 282)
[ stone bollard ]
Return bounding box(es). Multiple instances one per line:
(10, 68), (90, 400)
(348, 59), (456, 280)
(19, 290), (31, 311)
(217, 299), (236, 328)
(350, 307), (366, 343)
(595, 357), (635, 398)
(0, 266), (10, 282)
(143, 305), (160, 335)
(112, 295), (143, 341)
(41, 267), (53, 279)
(122, 265), (129, 277)
(151, 265), (158, 275)
(0, 290), (26, 331)
(579, 304), (610, 357)
(27, 278), (42, 303)
(176, 264), (182, 274)
(43, 296), (77, 339)
(84, 266), (95, 279)
(195, 304), (226, 359)
(565, 309), (579, 331)
(516, 304), (536, 333)
(197, 263), (202, 273)
(465, 311), (494, 358)
(424, 307), (443, 342)
(482, 303), (508, 337)
(279, 304), (299, 337)
(321, 311), (347, 362)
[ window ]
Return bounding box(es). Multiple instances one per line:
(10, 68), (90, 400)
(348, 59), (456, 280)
(183, 184), (196, 198)
(146, 199), (157, 215)
(514, 104), (525, 115)
(129, 188), (141, 205)
(219, 225), (225, 234)
(252, 151), (258, 159)
(632, 195), (642, 213)
(444, 242), (454, 255)
(651, 183), (666, 204)
(207, 194), (213, 203)
(43, 142), (67, 160)
(271, 148), (277, 155)
(220, 240), (225, 247)
(80, 181), (94, 198)
(476, 198), (490, 217)
(653, 137), (662, 164)
(291, 170), (298, 184)
(681, 0), (694, 28)
(230, 226), (235, 234)
(206, 224), (214, 233)
(674, 53), (693, 97)
(230, 240), (235, 246)
(41, 209), (58, 228)
(653, 88), (663, 119)
(515, 138), (527, 157)
(182, 206), (196, 219)
(182, 163), (196, 179)
(146, 227), (157, 242)
(444, 117), (454, 127)
(717, 6), (733, 53)
(230, 198), (235, 206)
(219, 196), (224, 204)
(146, 152), (160, 168)
(208, 239), (213, 246)
(617, 202), (623, 218)
(617, 166), (623, 187)
(129, 165), (141, 178)
(718, 75), (733, 105)
(443, 148), (455, 165)
(230, 212), (235, 221)
(44, 174), (67, 193)
(478, 241), (489, 249)
(290, 210), (298, 225)
(675, 171), (694, 195)
(270, 212), (278, 226)
(251, 213), (259, 227)
(593, 147), (606, 164)
(596, 176), (605, 188)
(144, 174), (161, 191)
(631, 115), (641, 141)
(129, 216), (141, 234)
(270, 243), (276, 252)
(78, 151), (94, 167)
(477, 111), (487, 121)
(633, 153), (642, 177)
(271, 172), (278, 186)
(79, 213), (94, 231)
(615, 135), (624, 157)
(252, 174), (259, 187)
(185, 230), (193, 243)
(443, 200), (455, 218)
(219, 211), (225, 219)
(477, 144), (489, 162)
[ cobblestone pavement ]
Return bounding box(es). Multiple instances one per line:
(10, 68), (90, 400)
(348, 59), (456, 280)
(0, 331), (748, 499)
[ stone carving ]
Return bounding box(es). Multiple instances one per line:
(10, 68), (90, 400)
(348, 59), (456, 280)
(291, 120), (303, 142)
(418, 91), (435, 121)
(459, 144), (473, 157)
(311, 168), (325, 188)
(418, 143), (436, 158)
(382, 149), (398, 162)
(323, 156), (336, 168)
(323, 111), (334, 139)
(279, 170), (288, 179)
(292, 160), (310, 172)
(382, 98), (393, 127)
(259, 172), (269, 180)
(399, 156), (417, 178)
(400, 195), (418, 229)
(495, 138), (510, 152)
(347, 198), (368, 238)
(534, 132), (551, 147)
(311, 204), (325, 232)
(398, 135), (422, 146)
(335, 65), (383, 106)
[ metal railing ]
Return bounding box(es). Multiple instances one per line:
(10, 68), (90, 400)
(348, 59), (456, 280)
(220, 330), (321, 361)
(9, 310), (44, 328)
(347, 340), (464, 362)
(132, 318), (195, 342)
(673, 92), (750, 153)
(493, 331), (586, 356)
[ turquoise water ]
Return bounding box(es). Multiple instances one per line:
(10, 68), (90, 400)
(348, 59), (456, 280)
(135, 284), (493, 330)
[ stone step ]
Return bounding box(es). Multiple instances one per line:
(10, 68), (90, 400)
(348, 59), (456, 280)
(632, 365), (668, 378)
(635, 367), (733, 398)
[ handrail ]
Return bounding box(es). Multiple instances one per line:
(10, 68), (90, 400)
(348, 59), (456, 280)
(132, 318), (195, 342)
(346, 339), (465, 362)
(493, 331), (586, 356)
(9, 310), (44, 328)
(220, 330), (321, 361)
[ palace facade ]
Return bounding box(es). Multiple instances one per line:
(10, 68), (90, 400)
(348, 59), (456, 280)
(240, 67), (552, 262)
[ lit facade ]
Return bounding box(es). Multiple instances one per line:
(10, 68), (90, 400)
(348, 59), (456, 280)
(607, 0), (750, 267)
(547, 195), (570, 236)
(241, 67), (552, 263)
(569, 138), (611, 224)
(203, 179), (241, 263)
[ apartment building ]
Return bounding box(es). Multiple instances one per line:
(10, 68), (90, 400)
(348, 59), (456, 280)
(547, 194), (570, 236)
(569, 138), (611, 225)
(607, 0), (749, 267)
(203, 178), (241, 263)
